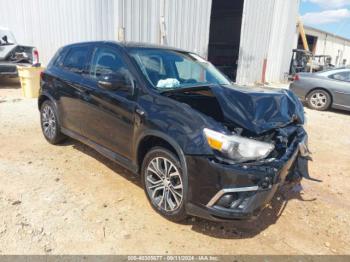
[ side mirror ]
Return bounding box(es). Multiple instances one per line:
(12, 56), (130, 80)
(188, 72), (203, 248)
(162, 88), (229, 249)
(2, 35), (8, 44)
(98, 72), (133, 93)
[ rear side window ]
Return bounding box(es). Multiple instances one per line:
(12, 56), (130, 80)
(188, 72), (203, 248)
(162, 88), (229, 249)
(62, 46), (90, 74)
(51, 48), (68, 68)
(329, 71), (350, 82)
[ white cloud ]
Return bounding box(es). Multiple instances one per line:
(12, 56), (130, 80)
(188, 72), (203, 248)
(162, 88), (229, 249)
(302, 8), (350, 24)
(305, 0), (350, 9)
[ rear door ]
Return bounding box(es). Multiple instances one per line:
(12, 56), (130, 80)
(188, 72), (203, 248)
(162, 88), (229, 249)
(79, 45), (137, 160)
(55, 45), (92, 135)
(329, 70), (350, 107)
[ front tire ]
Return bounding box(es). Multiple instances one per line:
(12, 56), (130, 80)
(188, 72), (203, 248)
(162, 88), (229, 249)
(306, 89), (331, 111)
(40, 100), (66, 144)
(141, 147), (188, 222)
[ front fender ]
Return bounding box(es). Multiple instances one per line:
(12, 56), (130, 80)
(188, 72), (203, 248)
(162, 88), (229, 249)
(134, 129), (188, 174)
(136, 93), (221, 156)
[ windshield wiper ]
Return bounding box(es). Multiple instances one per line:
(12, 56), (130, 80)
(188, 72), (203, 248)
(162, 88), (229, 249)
(160, 85), (214, 94)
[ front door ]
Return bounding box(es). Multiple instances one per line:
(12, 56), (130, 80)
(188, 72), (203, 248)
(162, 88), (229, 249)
(79, 45), (137, 160)
(329, 70), (350, 108)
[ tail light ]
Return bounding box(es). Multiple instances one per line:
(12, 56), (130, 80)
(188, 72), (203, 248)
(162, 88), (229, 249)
(293, 74), (300, 81)
(32, 48), (39, 65)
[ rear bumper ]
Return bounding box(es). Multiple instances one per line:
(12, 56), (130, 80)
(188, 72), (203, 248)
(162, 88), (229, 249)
(185, 131), (308, 221)
(0, 62), (32, 77)
(0, 63), (18, 77)
(289, 82), (308, 101)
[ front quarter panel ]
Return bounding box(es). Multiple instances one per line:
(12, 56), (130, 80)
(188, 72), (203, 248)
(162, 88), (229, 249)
(135, 92), (223, 156)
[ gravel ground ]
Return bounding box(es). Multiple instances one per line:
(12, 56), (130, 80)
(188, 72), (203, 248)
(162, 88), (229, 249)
(0, 79), (350, 254)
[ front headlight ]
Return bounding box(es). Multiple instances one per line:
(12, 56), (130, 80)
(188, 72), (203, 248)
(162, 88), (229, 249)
(204, 128), (275, 163)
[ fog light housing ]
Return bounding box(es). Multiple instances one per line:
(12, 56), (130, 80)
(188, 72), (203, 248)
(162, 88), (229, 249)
(216, 193), (238, 208)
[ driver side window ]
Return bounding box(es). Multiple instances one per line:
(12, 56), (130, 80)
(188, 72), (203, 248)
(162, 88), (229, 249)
(89, 47), (132, 91)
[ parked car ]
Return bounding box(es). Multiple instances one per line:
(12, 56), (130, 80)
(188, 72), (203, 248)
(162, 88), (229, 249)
(39, 41), (310, 222)
(0, 27), (39, 78)
(290, 68), (350, 111)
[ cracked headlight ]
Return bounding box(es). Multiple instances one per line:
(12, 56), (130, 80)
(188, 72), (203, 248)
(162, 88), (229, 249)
(204, 128), (275, 163)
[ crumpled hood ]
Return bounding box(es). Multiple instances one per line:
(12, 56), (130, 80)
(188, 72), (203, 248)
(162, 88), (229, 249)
(210, 85), (305, 134)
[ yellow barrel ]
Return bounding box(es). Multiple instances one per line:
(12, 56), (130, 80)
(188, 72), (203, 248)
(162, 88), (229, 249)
(17, 65), (45, 98)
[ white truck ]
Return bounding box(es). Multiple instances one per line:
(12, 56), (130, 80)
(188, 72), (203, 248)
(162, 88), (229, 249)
(0, 27), (39, 78)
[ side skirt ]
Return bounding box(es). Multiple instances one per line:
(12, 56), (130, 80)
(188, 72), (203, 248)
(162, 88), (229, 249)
(61, 127), (138, 174)
(332, 103), (350, 111)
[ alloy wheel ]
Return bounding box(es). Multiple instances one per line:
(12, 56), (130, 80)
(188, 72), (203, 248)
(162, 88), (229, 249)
(41, 105), (57, 140)
(309, 92), (327, 109)
(145, 157), (183, 212)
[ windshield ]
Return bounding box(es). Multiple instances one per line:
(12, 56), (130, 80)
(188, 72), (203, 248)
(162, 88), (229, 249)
(129, 48), (231, 91)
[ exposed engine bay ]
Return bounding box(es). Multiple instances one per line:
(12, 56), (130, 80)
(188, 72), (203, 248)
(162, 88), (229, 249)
(163, 85), (309, 172)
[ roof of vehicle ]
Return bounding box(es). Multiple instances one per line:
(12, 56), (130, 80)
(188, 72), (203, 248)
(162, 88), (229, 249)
(63, 41), (189, 53)
(316, 68), (350, 77)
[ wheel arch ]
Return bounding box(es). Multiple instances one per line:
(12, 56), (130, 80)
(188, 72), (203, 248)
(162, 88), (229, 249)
(38, 92), (61, 124)
(135, 131), (187, 175)
(38, 92), (58, 109)
(306, 87), (333, 104)
(38, 94), (50, 109)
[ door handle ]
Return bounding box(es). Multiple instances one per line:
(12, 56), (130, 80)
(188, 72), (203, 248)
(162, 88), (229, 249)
(136, 108), (145, 117)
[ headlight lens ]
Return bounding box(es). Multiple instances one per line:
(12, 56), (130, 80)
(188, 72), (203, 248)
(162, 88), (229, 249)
(204, 128), (275, 163)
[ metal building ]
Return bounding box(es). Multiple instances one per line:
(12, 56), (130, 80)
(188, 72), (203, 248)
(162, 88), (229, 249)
(301, 25), (350, 67)
(0, 0), (299, 85)
(234, 0), (300, 84)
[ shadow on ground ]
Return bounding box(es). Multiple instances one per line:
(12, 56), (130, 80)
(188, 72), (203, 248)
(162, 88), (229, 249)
(329, 108), (350, 116)
(60, 138), (141, 187)
(59, 138), (317, 239)
(187, 185), (316, 239)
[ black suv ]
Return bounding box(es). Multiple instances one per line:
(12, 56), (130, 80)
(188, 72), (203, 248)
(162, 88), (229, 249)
(39, 41), (310, 222)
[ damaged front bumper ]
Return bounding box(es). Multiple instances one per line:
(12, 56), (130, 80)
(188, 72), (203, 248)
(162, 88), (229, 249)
(185, 130), (310, 221)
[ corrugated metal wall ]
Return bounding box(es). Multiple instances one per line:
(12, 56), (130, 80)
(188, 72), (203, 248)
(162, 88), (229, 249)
(304, 27), (350, 66)
(236, 0), (300, 85)
(119, 0), (212, 57)
(0, 0), (117, 65)
(163, 0), (212, 57)
(0, 0), (301, 85)
(0, 0), (211, 65)
(266, 0), (299, 83)
(236, 0), (276, 85)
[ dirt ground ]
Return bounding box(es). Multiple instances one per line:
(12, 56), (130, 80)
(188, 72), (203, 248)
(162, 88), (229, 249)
(0, 79), (350, 255)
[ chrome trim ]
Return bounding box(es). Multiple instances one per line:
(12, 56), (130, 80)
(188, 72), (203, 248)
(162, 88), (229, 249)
(334, 91), (350, 95)
(298, 135), (310, 157)
(206, 135), (309, 208)
(206, 186), (259, 207)
(333, 103), (350, 109)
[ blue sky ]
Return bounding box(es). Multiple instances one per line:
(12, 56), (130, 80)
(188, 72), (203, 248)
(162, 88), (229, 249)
(300, 0), (350, 39)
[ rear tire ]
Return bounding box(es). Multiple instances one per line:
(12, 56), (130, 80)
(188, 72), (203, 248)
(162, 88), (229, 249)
(40, 100), (66, 144)
(141, 147), (188, 222)
(306, 89), (331, 111)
